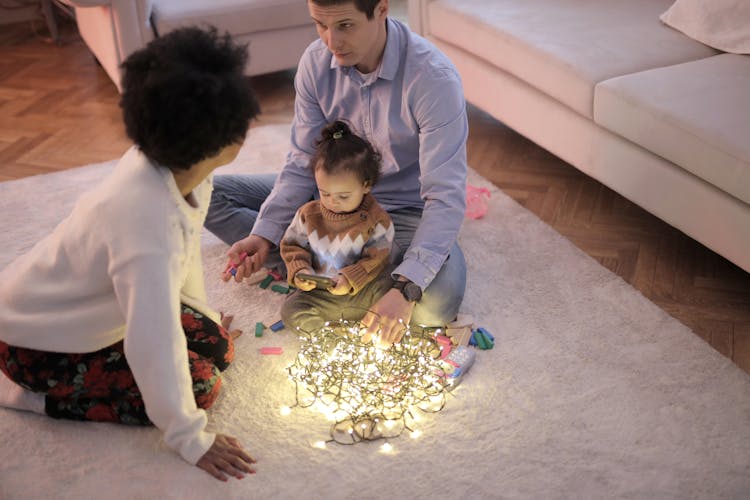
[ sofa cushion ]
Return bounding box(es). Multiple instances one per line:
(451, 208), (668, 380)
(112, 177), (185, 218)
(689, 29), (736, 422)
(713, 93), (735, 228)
(594, 54), (750, 205)
(153, 0), (312, 36)
(660, 0), (750, 55)
(425, 0), (718, 119)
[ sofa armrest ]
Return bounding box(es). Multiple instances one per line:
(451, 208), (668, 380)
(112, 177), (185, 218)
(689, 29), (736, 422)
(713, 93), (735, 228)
(64, 0), (154, 91)
(407, 0), (434, 36)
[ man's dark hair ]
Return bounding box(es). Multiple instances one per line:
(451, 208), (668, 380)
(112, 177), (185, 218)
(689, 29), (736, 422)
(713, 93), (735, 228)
(311, 120), (381, 186)
(309, 0), (382, 19)
(119, 27), (260, 170)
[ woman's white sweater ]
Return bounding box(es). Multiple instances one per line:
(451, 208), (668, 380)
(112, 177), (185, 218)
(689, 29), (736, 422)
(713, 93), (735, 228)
(0, 147), (219, 464)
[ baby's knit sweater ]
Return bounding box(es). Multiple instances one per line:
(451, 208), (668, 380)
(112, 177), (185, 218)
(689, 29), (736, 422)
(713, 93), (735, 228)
(281, 194), (394, 294)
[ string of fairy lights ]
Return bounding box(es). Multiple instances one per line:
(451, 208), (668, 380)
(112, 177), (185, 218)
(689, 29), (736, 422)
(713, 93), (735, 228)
(284, 318), (454, 446)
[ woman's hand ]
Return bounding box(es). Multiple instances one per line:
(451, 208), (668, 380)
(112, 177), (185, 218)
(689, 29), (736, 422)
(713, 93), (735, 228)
(196, 434), (256, 481)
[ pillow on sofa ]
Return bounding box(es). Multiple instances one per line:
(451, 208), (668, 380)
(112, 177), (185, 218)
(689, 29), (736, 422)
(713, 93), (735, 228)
(660, 0), (750, 54)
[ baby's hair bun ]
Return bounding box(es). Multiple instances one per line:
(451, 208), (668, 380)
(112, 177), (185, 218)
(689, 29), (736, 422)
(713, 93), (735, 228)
(322, 120), (351, 141)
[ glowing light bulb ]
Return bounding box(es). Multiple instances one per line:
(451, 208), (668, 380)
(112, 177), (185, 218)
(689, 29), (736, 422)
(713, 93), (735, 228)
(313, 441), (327, 449)
(280, 406), (292, 416)
(380, 442), (393, 453)
(410, 430), (422, 439)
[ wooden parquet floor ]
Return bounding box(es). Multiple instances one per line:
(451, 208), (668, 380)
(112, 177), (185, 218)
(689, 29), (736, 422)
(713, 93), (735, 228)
(2, 20), (749, 374)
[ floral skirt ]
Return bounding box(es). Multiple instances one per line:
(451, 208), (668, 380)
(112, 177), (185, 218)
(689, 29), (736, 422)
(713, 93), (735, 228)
(0, 305), (234, 425)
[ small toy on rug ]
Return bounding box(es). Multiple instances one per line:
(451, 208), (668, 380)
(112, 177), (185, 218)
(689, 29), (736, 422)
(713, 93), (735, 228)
(271, 284), (290, 294)
(223, 252), (247, 277)
(465, 184), (491, 219)
(445, 313), (474, 346)
(267, 269), (284, 281)
(245, 268), (271, 285)
(433, 333), (476, 388)
(258, 274), (274, 289)
(254, 322), (264, 337)
(259, 347), (283, 355)
(270, 320), (285, 332)
(469, 327), (494, 350)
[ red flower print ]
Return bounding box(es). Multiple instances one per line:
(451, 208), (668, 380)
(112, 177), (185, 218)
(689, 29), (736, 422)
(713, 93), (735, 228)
(15, 349), (37, 366)
(114, 370), (136, 390)
(224, 341), (235, 365)
(48, 383), (76, 399)
(181, 313), (203, 332)
(85, 403), (119, 422)
(191, 359), (217, 382)
(195, 378), (221, 409)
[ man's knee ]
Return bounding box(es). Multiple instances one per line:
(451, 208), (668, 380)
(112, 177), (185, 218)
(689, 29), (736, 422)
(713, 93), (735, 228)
(411, 245), (466, 326)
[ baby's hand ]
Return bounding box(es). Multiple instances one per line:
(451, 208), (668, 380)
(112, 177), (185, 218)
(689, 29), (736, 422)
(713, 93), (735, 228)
(328, 275), (351, 296)
(293, 269), (317, 291)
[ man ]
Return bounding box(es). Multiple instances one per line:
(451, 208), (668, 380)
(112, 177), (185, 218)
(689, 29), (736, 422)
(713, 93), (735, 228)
(206, 0), (468, 345)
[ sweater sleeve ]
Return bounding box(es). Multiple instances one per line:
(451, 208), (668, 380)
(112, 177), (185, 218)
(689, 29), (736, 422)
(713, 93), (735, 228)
(180, 242), (220, 324)
(280, 208), (313, 285)
(111, 250), (215, 465)
(339, 208), (395, 295)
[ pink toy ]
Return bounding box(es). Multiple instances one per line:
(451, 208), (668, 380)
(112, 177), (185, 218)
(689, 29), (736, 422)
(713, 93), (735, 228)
(224, 252), (248, 277)
(260, 347), (283, 355)
(465, 185), (490, 219)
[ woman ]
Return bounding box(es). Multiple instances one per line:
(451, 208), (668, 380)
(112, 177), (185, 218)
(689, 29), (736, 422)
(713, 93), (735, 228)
(0, 27), (260, 481)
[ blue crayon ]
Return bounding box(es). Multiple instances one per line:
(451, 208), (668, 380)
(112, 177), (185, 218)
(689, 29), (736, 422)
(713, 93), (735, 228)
(270, 320), (285, 332)
(477, 327), (494, 342)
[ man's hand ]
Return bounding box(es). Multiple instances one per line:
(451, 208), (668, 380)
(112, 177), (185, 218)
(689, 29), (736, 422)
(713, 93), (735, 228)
(360, 288), (415, 347)
(196, 434), (256, 481)
(222, 235), (272, 283)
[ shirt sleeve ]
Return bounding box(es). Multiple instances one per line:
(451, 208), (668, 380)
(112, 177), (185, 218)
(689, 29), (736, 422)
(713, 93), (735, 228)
(251, 51), (322, 246)
(393, 68), (468, 289)
(111, 249), (215, 465)
(179, 242), (220, 324)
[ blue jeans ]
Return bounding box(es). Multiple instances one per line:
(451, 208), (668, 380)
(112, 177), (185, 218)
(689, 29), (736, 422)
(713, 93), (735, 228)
(206, 174), (467, 326)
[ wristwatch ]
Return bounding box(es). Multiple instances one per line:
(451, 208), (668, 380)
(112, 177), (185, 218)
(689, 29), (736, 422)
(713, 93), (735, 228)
(391, 279), (423, 302)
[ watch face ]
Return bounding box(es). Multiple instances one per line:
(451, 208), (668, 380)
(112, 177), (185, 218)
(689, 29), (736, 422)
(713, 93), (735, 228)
(392, 280), (422, 302)
(393, 281), (422, 302)
(403, 282), (422, 302)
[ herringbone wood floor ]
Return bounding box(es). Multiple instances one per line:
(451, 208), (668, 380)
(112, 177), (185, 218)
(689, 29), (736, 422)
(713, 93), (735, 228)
(2, 20), (749, 373)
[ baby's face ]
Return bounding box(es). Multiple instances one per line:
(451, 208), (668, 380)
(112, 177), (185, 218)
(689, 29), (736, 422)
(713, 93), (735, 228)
(315, 168), (370, 214)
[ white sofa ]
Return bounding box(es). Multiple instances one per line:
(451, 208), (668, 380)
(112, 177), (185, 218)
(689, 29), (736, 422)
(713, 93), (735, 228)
(408, 0), (750, 274)
(61, 0), (317, 92)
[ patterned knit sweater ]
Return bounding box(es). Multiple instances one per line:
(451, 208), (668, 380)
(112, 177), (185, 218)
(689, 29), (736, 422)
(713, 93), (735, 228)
(281, 194), (394, 295)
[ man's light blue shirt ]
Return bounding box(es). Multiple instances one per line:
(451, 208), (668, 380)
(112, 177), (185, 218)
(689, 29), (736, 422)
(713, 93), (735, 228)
(253, 18), (468, 288)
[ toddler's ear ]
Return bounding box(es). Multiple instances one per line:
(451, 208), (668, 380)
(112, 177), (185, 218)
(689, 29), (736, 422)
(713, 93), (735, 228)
(363, 181), (372, 193)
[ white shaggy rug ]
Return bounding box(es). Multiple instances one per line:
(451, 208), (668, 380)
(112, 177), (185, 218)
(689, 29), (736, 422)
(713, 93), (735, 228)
(1, 124), (749, 500)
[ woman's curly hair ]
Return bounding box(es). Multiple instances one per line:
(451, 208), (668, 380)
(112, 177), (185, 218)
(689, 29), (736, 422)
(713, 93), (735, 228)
(119, 27), (260, 170)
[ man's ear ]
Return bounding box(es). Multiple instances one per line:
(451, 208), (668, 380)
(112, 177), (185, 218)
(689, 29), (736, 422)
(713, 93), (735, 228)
(378, 0), (389, 20)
